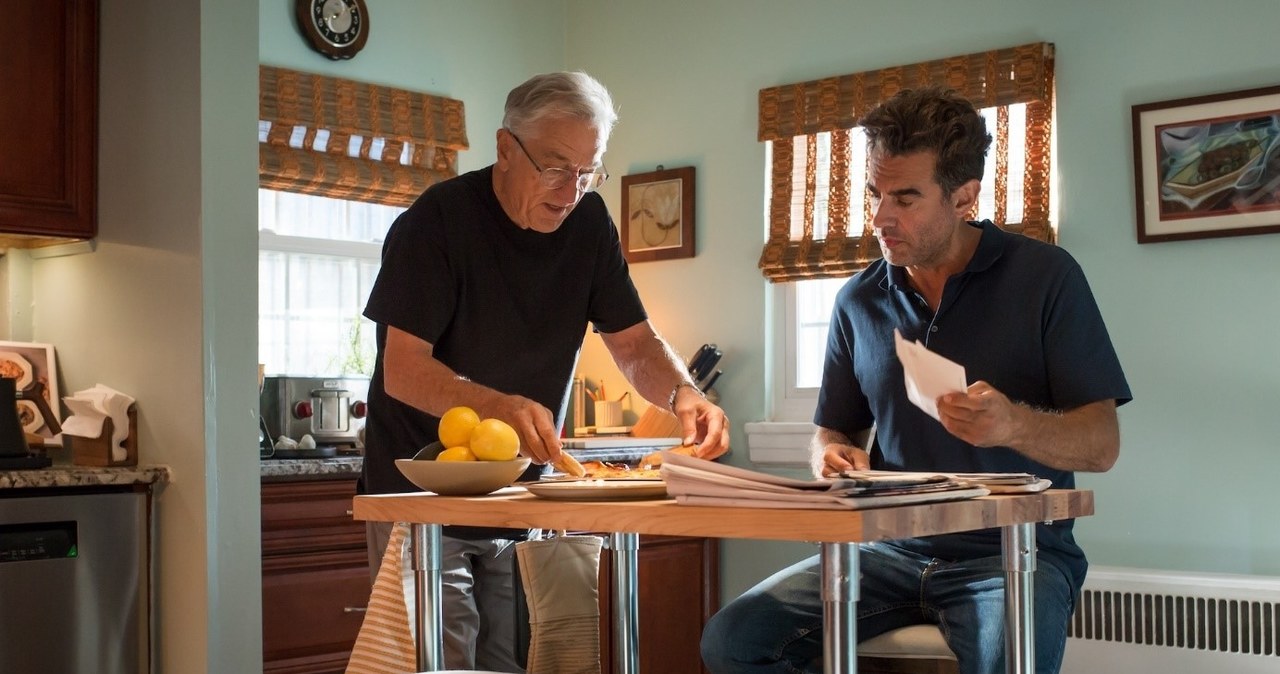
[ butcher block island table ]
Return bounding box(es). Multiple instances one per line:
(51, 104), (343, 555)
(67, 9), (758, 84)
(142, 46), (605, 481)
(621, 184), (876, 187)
(352, 487), (1093, 674)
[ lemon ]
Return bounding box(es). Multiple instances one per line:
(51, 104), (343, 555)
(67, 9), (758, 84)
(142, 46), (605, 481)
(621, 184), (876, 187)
(469, 418), (520, 461)
(438, 406), (481, 449)
(436, 446), (478, 462)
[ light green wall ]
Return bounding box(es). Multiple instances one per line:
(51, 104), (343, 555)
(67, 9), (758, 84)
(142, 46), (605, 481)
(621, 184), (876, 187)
(25, 0), (1273, 667)
(565, 0), (1280, 596)
(272, 0), (1280, 601)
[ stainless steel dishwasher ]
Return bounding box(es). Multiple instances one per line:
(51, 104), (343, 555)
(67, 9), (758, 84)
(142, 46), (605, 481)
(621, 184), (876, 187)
(0, 488), (148, 674)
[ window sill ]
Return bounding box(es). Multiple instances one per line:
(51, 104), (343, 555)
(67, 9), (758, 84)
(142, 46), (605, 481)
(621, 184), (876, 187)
(744, 421), (814, 467)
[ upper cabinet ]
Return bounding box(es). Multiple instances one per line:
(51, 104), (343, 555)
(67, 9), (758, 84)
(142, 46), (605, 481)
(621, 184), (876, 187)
(0, 0), (97, 245)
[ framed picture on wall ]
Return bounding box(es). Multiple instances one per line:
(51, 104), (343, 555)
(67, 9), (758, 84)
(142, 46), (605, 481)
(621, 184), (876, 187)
(0, 341), (61, 446)
(1133, 84), (1280, 243)
(620, 166), (696, 263)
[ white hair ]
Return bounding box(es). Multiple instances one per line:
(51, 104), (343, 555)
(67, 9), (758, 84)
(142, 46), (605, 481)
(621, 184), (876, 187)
(502, 71), (618, 139)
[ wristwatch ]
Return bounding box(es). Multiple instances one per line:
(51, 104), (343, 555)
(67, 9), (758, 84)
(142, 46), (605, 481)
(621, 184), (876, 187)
(667, 382), (703, 412)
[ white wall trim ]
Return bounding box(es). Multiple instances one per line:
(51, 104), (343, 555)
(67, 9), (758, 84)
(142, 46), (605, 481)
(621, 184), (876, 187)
(745, 420), (814, 467)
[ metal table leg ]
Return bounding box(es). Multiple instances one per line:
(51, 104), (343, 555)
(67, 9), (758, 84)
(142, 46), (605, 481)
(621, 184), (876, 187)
(611, 531), (640, 674)
(1002, 522), (1035, 674)
(821, 542), (859, 674)
(410, 522), (444, 672)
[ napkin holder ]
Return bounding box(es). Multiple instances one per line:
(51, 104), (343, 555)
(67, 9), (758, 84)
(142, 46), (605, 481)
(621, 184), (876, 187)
(70, 404), (138, 467)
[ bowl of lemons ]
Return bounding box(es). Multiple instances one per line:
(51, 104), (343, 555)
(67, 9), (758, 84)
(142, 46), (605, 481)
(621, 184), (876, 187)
(395, 407), (532, 496)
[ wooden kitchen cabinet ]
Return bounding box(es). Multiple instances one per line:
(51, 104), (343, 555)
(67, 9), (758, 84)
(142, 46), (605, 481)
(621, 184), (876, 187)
(261, 477), (370, 674)
(261, 478), (718, 674)
(597, 534), (719, 674)
(0, 0), (98, 244)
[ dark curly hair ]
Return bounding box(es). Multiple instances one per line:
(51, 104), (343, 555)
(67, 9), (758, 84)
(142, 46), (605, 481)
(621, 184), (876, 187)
(857, 86), (992, 197)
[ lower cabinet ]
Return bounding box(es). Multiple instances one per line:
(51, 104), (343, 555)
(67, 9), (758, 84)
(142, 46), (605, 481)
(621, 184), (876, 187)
(262, 477), (370, 674)
(260, 477), (720, 674)
(598, 534), (720, 674)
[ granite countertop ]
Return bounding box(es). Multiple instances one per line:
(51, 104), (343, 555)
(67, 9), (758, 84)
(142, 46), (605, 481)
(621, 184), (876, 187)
(0, 464), (172, 490)
(260, 456), (363, 482)
(3, 446), (661, 489)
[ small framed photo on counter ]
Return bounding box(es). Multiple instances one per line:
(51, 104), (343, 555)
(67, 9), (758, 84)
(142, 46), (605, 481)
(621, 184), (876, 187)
(621, 166), (696, 263)
(0, 341), (61, 446)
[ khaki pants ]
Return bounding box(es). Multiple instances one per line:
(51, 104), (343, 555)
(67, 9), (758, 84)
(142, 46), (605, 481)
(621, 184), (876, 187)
(365, 521), (524, 673)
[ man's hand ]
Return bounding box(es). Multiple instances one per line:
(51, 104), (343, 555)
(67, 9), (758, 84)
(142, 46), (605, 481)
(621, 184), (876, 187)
(809, 427), (870, 478)
(937, 381), (1121, 472)
(936, 380), (1022, 448)
(484, 394), (562, 465)
(672, 386), (730, 460)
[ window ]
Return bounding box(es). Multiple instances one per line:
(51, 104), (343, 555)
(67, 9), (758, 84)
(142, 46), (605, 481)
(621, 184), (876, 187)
(258, 189), (401, 376)
(256, 66), (468, 376)
(756, 44), (1056, 423)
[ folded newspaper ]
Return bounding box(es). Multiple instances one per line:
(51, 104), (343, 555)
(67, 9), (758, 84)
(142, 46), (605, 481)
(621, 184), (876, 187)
(660, 452), (1006, 510)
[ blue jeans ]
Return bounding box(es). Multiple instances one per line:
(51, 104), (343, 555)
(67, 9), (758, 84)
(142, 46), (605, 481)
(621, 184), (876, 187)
(700, 541), (1074, 674)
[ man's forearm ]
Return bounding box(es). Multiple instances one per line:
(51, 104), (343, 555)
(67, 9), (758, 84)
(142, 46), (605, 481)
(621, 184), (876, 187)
(1006, 399), (1120, 472)
(603, 321), (698, 409)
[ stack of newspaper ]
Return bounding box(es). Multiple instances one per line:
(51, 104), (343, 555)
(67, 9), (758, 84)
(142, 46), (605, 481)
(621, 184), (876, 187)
(660, 452), (1045, 510)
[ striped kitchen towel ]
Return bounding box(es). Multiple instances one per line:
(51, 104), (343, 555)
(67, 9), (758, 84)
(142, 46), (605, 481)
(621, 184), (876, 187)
(346, 522), (415, 674)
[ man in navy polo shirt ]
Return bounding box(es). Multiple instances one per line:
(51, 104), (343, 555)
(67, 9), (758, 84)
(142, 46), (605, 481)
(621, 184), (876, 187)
(701, 87), (1131, 674)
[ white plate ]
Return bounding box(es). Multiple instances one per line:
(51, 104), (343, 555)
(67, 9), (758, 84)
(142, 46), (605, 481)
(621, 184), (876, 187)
(15, 400), (42, 433)
(523, 479), (668, 501)
(0, 352), (33, 390)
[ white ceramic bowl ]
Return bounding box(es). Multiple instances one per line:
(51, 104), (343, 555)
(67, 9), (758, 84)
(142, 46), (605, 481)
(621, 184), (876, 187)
(396, 448), (531, 496)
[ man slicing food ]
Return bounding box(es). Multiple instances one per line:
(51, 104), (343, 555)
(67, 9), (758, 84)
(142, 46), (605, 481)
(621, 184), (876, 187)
(359, 71), (729, 672)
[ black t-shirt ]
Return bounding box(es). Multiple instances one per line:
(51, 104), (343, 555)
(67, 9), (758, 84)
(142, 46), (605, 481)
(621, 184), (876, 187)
(361, 166), (646, 537)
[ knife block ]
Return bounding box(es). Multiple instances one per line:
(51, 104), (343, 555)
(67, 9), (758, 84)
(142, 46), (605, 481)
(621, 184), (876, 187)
(70, 404), (138, 467)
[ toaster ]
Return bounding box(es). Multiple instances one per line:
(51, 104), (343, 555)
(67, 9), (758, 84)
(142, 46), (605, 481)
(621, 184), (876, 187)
(260, 375), (369, 449)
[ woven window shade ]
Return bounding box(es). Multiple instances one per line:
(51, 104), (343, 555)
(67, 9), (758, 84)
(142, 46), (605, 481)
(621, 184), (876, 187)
(259, 66), (469, 207)
(758, 43), (1055, 283)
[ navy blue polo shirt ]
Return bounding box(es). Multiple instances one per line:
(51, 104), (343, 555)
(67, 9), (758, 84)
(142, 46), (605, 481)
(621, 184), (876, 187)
(815, 220), (1131, 590)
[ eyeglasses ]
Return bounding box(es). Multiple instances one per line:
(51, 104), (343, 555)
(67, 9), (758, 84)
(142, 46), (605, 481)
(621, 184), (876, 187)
(507, 130), (609, 193)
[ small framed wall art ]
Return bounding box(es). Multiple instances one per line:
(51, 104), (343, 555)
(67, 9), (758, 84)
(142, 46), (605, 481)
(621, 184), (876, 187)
(0, 341), (61, 446)
(620, 166), (696, 263)
(1133, 84), (1280, 243)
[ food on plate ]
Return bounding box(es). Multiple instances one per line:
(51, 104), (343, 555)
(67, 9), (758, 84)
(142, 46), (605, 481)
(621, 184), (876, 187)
(438, 406), (481, 448)
(578, 460), (661, 480)
(640, 443), (698, 469)
(552, 451), (586, 477)
(0, 358), (25, 381)
(469, 418), (520, 461)
(436, 446), (478, 462)
(16, 402), (36, 427)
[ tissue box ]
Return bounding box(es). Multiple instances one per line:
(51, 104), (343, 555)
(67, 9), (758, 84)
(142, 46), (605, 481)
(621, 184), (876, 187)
(70, 404), (137, 467)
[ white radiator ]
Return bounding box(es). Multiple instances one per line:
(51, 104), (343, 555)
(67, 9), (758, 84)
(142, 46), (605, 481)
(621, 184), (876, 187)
(1061, 565), (1280, 674)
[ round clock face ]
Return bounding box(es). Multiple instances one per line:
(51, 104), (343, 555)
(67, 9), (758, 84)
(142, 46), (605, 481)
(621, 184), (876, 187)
(297, 0), (369, 60)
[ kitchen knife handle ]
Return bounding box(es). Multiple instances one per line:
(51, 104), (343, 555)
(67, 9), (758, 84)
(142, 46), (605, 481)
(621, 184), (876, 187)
(687, 343), (712, 374)
(700, 370), (723, 393)
(689, 344), (718, 380)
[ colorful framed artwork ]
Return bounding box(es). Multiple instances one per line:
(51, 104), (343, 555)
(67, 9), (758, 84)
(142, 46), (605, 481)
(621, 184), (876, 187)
(1133, 85), (1280, 243)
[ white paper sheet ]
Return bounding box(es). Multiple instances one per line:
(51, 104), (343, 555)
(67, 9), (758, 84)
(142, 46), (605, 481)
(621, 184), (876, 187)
(893, 328), (967, 421)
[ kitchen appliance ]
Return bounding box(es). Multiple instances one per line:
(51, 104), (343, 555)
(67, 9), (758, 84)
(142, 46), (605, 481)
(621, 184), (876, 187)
(260, 375), (369, 458)
(0, 489), (148, 673)
(0, 376), (50, 469)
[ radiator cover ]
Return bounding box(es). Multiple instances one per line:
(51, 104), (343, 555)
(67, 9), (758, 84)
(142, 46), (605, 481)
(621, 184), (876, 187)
(1061, 565), (1280, 673)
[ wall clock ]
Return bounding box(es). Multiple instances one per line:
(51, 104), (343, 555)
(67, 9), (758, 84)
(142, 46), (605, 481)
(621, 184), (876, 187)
(296, 0), (369, 60)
